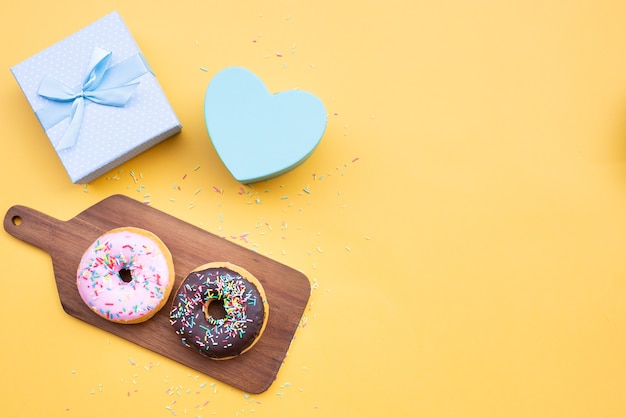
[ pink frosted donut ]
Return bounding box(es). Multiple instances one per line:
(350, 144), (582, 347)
(76, 227), (175, 324)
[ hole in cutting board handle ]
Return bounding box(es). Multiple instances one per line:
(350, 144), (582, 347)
(4, 205), (68, 253)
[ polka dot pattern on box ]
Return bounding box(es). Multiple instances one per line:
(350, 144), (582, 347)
(10, 11), (181, 183)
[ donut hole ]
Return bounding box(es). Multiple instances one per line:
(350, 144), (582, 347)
(118, 268), (133, 283)
(205, 299), (227, 321)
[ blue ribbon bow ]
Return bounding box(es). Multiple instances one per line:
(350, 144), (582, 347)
(36, 47), (150, 150)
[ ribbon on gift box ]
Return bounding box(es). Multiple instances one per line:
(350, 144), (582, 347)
(35, 46), (151, 150)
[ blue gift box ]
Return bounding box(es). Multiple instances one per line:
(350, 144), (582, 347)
(10, 11), (182, 183)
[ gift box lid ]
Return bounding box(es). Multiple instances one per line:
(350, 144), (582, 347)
(10, 11), (182, 184)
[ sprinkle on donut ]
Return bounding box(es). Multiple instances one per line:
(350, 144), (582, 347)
(169, 262), (269, 360)
(76, 227), (175, 324)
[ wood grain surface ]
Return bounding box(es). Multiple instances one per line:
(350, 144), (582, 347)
(3, 194), (311, 393)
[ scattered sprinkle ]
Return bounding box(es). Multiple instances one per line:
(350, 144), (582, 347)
(200, 67), (208, 72)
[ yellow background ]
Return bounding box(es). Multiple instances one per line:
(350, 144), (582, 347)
(2, 1), (626, 416)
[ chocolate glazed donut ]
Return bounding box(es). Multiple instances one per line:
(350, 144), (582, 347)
(169, 262), (269, 360)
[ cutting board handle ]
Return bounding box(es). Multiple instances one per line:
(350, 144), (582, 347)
(3, 204), (65, 253)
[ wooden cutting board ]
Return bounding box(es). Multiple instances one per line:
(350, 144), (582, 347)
(3, 194), (310, 393)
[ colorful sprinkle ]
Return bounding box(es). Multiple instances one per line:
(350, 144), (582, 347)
(169, 266), (266, 359)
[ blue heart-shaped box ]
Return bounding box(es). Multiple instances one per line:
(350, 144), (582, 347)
(204, 67), (327, 183)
